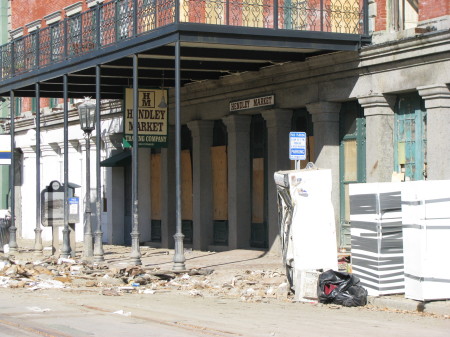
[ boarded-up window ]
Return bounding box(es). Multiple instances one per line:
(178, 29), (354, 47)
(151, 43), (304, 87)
(211, 145), (228, 220)
(150, 153), (161, 220)
(252, 158), (264, 223)
(343, 139), (357, 182)
(181, 149), (193, 220)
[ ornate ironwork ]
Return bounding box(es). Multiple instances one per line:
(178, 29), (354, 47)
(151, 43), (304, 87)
(0, 0), (366, 81)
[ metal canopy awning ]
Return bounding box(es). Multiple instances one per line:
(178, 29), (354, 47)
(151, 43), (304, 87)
(100, 151), (131, 167)
(0, 0), (370, 265)
(0, 23), (369, 99)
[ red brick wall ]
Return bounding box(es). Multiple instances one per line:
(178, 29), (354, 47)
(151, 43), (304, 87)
(374, 0), (450, 32)
(11, 0), (114, 32)
(12, 0), (79, 31)
(419, 0), (450, 21)
(22, 97), (32, 113)
(21, 97), (60, 114)
(375, 0), (388, 32)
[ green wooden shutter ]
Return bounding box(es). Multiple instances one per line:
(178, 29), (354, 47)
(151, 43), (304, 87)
(394, 93), (427, 181)
(339, 101), (366, 248)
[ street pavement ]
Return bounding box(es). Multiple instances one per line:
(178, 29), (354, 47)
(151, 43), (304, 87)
(3, 239), (450, 318)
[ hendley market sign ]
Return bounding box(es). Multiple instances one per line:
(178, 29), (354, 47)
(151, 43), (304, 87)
(123, 88), (168, 148)
(229, 95), (274, 112)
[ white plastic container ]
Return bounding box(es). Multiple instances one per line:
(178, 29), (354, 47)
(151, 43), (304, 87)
(401, 180), (450, 301)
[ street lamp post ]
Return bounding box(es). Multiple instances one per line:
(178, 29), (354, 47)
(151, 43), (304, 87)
(78, 97), (96, 259)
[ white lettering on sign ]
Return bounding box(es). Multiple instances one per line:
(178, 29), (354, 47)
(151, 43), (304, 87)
(230, 95), (274, 112)
(124, 88), (169, 147)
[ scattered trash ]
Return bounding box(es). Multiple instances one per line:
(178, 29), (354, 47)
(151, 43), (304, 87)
(57, 258), (76, 264)
(189, 289), (203, 297)
(26, 306), (51, 313)
(102, 288), (121, 296)
(113, 310), (131, 317)
(0, 246), (288, 303)
(317, 270), (367, 307)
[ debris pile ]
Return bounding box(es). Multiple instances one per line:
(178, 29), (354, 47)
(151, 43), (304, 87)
(0, 255), (289, 302)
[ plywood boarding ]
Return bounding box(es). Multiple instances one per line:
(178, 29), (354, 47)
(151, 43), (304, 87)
(211, 145), (228, 220)
(181, 149), (193, 220)
(252, 157), (264, 223)
(150, 153), (161, 219)
(344, 139), (357, 181)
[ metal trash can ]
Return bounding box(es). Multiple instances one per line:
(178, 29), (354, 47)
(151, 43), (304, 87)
(0, 217), (11, 250)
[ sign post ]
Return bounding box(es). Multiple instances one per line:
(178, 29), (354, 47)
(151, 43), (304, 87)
(0, 135), (11, 165)
(289, 132), (307, 170)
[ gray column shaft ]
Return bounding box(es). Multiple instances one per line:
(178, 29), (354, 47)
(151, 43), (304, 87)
(138, 148), (151, 242)
(261, 109), (292, 254)
(306, 102), (341, 229)
(188, 120), (214, 251)
(358, 94), (395, 182)
(417, 84), (450, 180)
(223, 115), (251, 249)
(161, 126), (176, 248)
(418, 85), (450, 180)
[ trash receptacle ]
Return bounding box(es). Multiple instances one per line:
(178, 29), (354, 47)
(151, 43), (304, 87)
(0, 217), (11, 251)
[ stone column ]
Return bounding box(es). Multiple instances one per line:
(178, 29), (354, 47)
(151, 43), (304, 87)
(161, 126), (176, 248)
(358, 94), (395, 182)
(21, 146), (36, 240)
(305, 102), (341, 226)
(418, 84), (450, 180)
(138, 147), (151, 242)
(261, 109), (292, 254)
(222, 115), (252, 249)
(187, 120), (214, 251)
(103, 135), (125, 245)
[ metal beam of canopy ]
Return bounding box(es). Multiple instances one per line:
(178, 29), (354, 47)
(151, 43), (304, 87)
(130, 54), (142, 266)
(94, 64), (105, 263)
(61, 74), (71, 259)
(173, 40), (186, 272)
(9, 90), (18, 253)
(34, 82), (43, 254)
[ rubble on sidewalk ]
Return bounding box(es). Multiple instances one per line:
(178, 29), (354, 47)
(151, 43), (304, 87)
(0, 251), (289, 303)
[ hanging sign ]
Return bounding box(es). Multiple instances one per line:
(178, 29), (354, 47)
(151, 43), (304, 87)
(0, 135), (11, 165)
(123, 88), (169, 148)
(229, 95), (274, 112)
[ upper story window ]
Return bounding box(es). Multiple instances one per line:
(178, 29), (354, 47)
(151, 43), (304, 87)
(390, 0), (419, 31)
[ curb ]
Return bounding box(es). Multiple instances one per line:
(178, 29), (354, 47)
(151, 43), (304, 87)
(368, 296), (450, 316)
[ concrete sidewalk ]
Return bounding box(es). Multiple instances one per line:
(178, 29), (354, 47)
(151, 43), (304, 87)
(7, 239), (450, 318)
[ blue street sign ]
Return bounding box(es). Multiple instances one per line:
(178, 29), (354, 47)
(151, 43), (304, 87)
(289, 132), (307, 160)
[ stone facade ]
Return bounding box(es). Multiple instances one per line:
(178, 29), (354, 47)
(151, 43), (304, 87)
(3, 1), (450, 254)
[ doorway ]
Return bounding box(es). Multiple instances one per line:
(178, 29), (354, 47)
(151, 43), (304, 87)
(394, 92), (427, 181)
(339, 101), (366, 248)
(250, 114), (268, 248)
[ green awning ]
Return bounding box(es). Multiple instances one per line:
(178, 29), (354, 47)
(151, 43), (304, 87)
(100, 151), (131, 167)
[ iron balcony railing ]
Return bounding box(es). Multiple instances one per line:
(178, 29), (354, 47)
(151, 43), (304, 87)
(0, 0), (367, 81)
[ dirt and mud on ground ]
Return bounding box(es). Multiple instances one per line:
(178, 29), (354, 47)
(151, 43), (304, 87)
(0, 242), (448, 320)
(0, 243), (290, 302)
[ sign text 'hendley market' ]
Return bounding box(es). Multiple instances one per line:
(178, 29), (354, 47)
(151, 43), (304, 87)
(124, 88), (168, 147)
(229, 95), (274, 112)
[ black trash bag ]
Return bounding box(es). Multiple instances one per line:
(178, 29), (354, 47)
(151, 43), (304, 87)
(317, 269), (367, 307)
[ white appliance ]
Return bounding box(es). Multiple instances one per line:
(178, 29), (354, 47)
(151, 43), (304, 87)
(401, 180), (450, 301)
(275, 168), (338, 301)
(349, 183), (404, 296)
